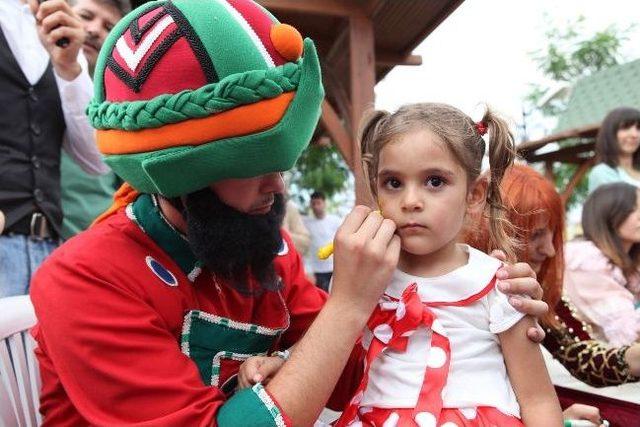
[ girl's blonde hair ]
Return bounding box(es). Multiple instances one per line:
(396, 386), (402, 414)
(359, 102), (517, 259)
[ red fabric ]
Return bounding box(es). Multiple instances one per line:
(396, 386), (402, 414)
(30, 209), (328, 426)
(357, 406), (523, 427)
(105, 10), (207, 102)
(556, 386), (640, 427)
(226, 0), (287, 66)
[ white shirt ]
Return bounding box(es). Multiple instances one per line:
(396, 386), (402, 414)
(303, 213), (341, 273)
(0, 0), (108, 175)
(361, 245), (524, 417)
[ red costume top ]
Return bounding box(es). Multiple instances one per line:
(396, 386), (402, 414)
(30, 194), (359, 426)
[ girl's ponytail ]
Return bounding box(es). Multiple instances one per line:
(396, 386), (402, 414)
(482, 108), (517, 261)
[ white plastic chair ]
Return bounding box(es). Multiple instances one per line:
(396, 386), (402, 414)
(0, 295), (41, 427)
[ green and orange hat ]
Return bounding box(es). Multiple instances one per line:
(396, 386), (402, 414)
(88, 0), (324, 197)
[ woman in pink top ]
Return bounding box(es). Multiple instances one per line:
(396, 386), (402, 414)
(564, 182), (640, 346)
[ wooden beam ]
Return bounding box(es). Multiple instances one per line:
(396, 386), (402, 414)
(256, 0), (364, 17)
(544, 161), (555, 181)
(525, 141), (595, 164)
(349, 13), (376, 206)
(320, 100), (354, 168)
(518, 122), (600, 154)
(376, 53), (422, 67)
(561, 159), (595, 204)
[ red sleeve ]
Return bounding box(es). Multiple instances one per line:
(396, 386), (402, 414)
(31, 258), (224, 426)
(277, 231), (328, 348)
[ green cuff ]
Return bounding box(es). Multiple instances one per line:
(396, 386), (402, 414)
(217, 383), (288, 427)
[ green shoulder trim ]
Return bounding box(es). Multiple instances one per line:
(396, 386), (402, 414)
(128, 193), (202, 279)
(88, 62), (301, 131)
(217, 384), (287, 427)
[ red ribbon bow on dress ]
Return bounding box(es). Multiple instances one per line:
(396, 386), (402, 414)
(336, 284), (452, 426)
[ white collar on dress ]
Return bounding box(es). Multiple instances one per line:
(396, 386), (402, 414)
(385, 244), (501, 303)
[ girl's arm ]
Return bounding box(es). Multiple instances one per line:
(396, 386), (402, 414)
(500, 316), (563, 426)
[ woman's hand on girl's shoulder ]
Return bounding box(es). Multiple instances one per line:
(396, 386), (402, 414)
(491, 249), (548, 343)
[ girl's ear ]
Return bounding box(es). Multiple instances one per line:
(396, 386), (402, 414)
(467, 176), (488, 214)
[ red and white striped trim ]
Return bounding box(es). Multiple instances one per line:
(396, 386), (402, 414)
(215, 0), (275, 67)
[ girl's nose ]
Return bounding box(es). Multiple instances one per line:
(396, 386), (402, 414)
(401, 186), (423, 211)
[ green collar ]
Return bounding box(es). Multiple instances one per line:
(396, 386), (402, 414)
(128, 194), (202, 281)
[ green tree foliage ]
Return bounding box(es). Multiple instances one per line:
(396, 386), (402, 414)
(289, 143), (350, 204)
(525, 17), (632, 208)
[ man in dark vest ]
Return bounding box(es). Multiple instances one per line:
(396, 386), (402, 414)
(0, 0), (109, 296)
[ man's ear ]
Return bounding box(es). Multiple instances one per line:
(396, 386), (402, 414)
(467, 176), (488, 214)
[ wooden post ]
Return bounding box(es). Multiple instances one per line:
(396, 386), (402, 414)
(349, 13), (375, 206)
(320, 100), (354, 168)
(544, 161), (555, 181)
(561, 159), (594, 204)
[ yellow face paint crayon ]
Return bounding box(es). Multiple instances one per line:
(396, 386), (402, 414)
(317, 209), (382, 260)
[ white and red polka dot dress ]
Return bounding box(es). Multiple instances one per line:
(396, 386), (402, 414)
(336, 245), (525, 427)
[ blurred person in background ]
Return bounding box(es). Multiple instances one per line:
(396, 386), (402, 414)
(0, 0), (109, 296)
(588, 107), (640, 193)
(564, 182), (640, 347)
(303, 190), (341, 291)
(59, 0), (131, 240)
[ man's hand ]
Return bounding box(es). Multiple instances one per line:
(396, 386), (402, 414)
(491, 250), (548, 343)
(237, 356), (285, 389)
(331, 206), (400, 316)
(29, 0), (85, 80)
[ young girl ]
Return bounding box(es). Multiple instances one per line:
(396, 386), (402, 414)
(335, 103), (562, 426)
(564, 182), (640, 346)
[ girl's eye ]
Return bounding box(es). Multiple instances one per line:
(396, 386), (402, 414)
(383, 177), (401, 189)
(426, 176), (445, 188)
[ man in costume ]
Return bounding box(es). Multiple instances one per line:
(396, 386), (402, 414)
(30, 0), (548, 425)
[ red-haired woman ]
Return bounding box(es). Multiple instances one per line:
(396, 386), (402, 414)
(464, 164), (639, 383)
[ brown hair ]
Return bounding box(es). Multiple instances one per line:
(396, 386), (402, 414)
(359, 103), (517, 259)
(464, 164), (563, 327)
(582, 182), (640, 279)
(595, 107), (640, 168)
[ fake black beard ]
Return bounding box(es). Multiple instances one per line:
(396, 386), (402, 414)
(184, 189), (285, 294)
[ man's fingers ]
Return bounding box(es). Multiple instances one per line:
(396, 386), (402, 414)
(41, 10), (80, 34)
(36, 0), (73, 21)
(372, 218), (397, 246)
(509, 297), (548, 318)
(489, 249), (507, 262)
(498, 277), (543, 300)
(526, 325), (545, 343)
(353, 210), (384, 241)
(337, 205), (371, 235)
(47, 26), (82, 47)
(496, 262), (536, 281)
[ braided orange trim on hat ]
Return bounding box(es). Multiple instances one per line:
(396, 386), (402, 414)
(97, 92), (295, 155)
